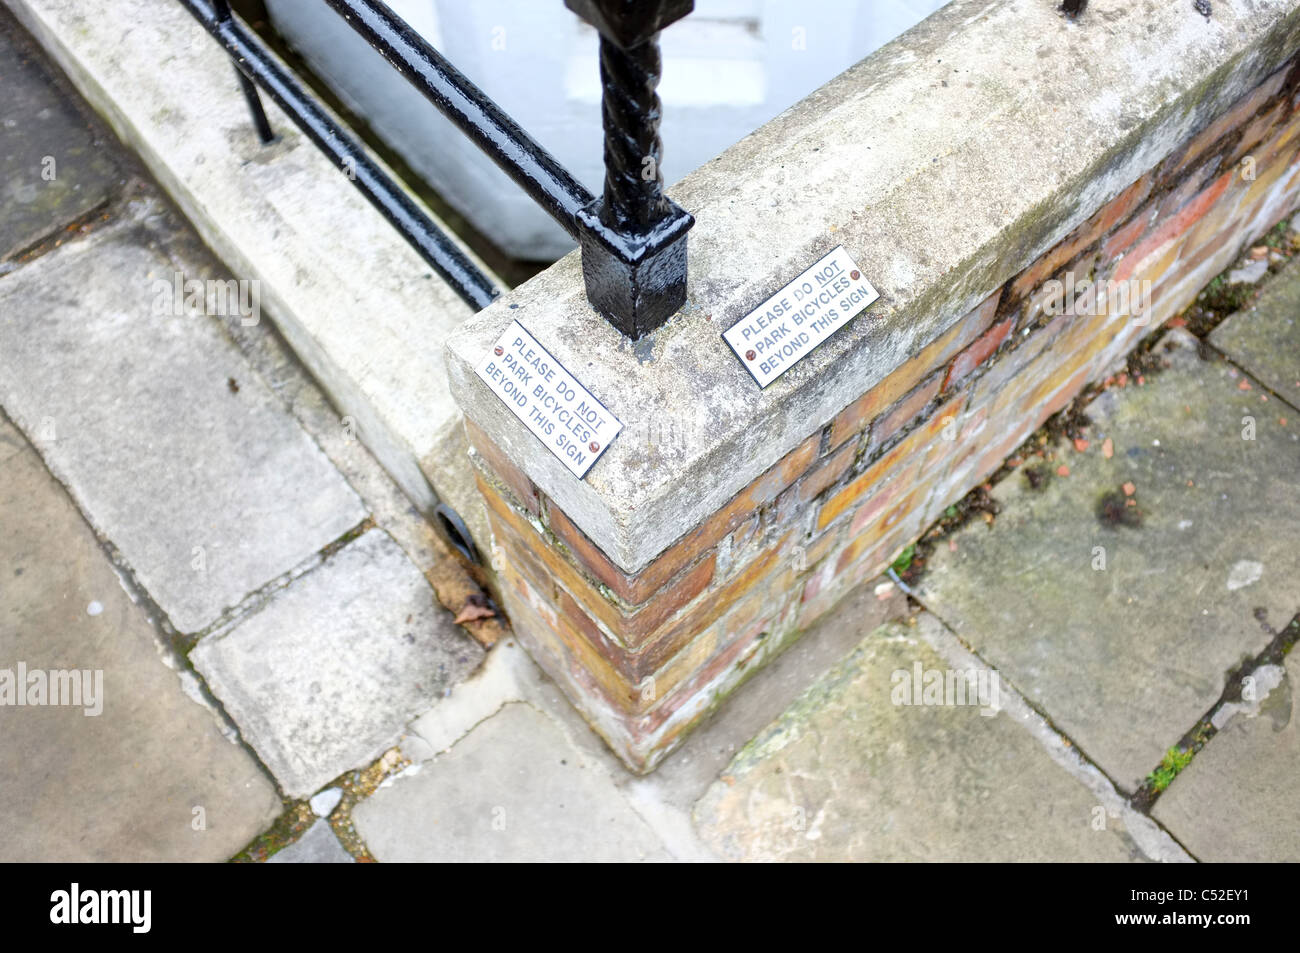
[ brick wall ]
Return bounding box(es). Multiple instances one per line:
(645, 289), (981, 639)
(467, 55), (1300, 772)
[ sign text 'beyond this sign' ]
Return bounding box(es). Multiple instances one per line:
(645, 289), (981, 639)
(476, 320), (624, 479)
(723, 246), (879, 388)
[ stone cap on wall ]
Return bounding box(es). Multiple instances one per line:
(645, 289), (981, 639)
(447, 0), (1300, 574)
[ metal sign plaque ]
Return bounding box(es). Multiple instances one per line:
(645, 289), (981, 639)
(475, 320), (624, 479)
(723, 246), (879, 388)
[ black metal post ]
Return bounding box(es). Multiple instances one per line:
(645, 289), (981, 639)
(210, 0), (275, 143)
(567, 0), (695, 339)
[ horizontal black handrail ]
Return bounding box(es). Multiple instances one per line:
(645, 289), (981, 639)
(181, 0), (500, 310)
(322, 0), (595, 239)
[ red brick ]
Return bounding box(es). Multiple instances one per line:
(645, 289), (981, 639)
(637, 601), (789, 736)
(796, 438), (857, 503)
(837, 517), (923, 589)
(629, 539), (794, 678)
(1165, 67), (1290, 179)
(827, 291), (999, 449)
(1005, 173), (1152, 306)
(848, 473), (911, 537)
(943, 317), (1014, 390)
(872, 371), (943, 447)
(545, 432), (816, 605)
(1102, 213), (1152, 262)
(464, 419), (539, 514)
(1116, 170), (1233, 283)
(1231, 99), (1288, 165)
(1092, 173), (1157, 238)
(818, 395), (964, 530)
(482, 473), (718, 649)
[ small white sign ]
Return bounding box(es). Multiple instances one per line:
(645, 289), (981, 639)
(475, 320), (624, 479)
(723, 246), (879, 388)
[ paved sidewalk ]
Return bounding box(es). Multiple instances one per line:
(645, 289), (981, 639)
(0, 414), (280, 861)
(0, 8), (488, 860)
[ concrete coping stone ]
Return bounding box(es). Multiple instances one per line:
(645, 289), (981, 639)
(447, 0), (1300, 574)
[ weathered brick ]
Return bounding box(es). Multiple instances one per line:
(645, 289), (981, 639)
(827, 384), (890, 452)
(641, 580), (796, 717)
(545, 433), (815, 605)
(970, 314), (1067, 410)
(848, 472), (912, 537)
(550, 589), (643, 712)
(818, 450), (917, 532)
(642, 588), (802, 740)
(837, 480), (930, 575)
(1241, 139), (1300, 207)
(1230, 99), (1289, 166)
(838, 518), (922, 591)
(943, 316), (1014, 390)
(727, 514), (761, 554)
(872, 371), (943, 447)
(634, 535), (793, 672)
(464, 419), (539, 514)
(818, 394), (964, 530)
(802, 521), (844, 570)
(1006, 173), (1152, 306)
(1158, 158), (1229, 223)
(1102, 213), (1153, 262)
(1181, 178), (1248, 258)
(827, 291), (998, 449)
(1093, 173), (1157, 238)
(1164, 66), (1290, 180)
(637, 611), (775, 737)
(643, 627), (719, 709)
(504, 567), (624, 707)
(1116, 171), (1232, 284)
(482, 474), (717, 648)
(796, 437), (858, 503)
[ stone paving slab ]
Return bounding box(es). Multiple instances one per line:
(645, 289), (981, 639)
(1210, 257), (1300, 402)
(693, 621), (1148, 862)
(1152, 650), (1298, 861)
(354, 702), (671, 862)
(915, 329), (1300, 790)
(0, 417), (280, 861)
(0, 7), (121, 260)
(192, 528), (484, 798)
(266, 820), (354, 864)
(0, 224), (367, 634)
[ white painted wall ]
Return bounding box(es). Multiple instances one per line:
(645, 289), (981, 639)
(266, 0), (950, 261)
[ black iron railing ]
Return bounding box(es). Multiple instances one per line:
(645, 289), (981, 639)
(183, 0), (695, 339)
